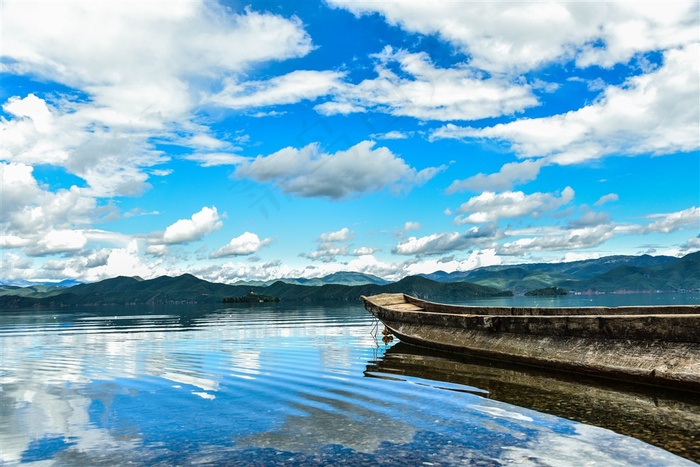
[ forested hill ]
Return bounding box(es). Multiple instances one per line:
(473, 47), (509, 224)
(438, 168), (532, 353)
(0, 274), (510, 309)
(421, 251), (700, 294)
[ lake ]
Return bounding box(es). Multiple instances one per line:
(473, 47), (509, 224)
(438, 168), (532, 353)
(1, 293), (699, 466)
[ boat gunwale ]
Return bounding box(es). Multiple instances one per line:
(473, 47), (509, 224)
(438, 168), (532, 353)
(402, 294), (700, 316)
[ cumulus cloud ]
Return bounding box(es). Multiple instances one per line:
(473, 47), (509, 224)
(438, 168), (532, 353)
(454, 187), (574, 224)
(498, 225), (616, 256)
(433, 45), (700, 165)
(353, 246), (379, 256)
(305, 246), (349, 263)
(643, 207), (699, 234)
(393, 224), (498, 256)
(1, 2), (314, 200)
(304, 227), (355, 262)
(3, 3), (312, 94)
(446, 159), (545, 193)
(234, 141), (445, 199)
(403, 221), (421, 232)
(319, 227), (354, 243)
(491, 206), (698, 258)
(81, 241), (170, 282)
(1, 162), (97, 239)
(28, 230), (88, 256)
(211, 232), (272, 258)
(328, 1), (698, 73)
(318, 47), (537, 121)
(146, 245), (168, 257)
(680, 235), (700, 253)
(161, 206), (223, 245)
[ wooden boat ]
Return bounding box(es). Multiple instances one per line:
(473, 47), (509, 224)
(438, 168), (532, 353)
(361, 293), (700, 392)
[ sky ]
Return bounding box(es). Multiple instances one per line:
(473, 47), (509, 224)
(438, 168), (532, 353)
(1, 0), (699, 284)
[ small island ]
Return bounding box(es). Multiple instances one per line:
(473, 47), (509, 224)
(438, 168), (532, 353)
(223, 291), (280, 303)
(525, 286), (568, 296)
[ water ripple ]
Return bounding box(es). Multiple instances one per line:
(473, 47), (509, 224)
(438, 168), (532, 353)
(0, 304), (695, 466)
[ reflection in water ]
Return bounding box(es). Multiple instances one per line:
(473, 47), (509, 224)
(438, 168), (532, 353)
(368, 342), (700, 461)
(0, 302), (697, 466)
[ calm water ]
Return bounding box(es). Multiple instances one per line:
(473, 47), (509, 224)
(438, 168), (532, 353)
(1, 294), (699, 466)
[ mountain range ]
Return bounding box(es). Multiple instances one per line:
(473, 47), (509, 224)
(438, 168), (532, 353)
(0, 251), (697, 309)
(421, 252), (700, 294)
(0, 274), (510, 309)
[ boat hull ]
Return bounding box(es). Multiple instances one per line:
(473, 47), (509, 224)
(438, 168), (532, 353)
(362, 293), (700, 392)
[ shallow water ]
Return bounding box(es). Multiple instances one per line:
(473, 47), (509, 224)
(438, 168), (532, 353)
(1, 298), (698, 466)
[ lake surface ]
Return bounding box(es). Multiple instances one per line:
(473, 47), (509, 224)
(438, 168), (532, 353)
(1, 293), (699, 466)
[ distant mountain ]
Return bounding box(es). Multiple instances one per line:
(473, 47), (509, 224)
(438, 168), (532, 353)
(0, 278), (82, 289)
(264, 275), (509, 302)
(234, 271), (389, 287)
(0, 281), (82, 299)
(301, 271), (389, 286)
(0, 274), (509, 309)
(421, 252), (695, 294)
(574, 251), (700, 292)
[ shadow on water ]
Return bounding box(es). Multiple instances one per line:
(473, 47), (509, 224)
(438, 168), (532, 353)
(366, 342), (700, 463)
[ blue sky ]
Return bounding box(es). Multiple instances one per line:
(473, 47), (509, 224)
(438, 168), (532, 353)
(1, 1), (699, 283)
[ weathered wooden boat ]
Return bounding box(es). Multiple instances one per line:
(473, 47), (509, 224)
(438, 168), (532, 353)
(361, 293), (700, 392)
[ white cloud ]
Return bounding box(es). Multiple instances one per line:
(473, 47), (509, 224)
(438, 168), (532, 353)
(81, 241), (170, 282)
(498, 225), (616, 256)
(305, 246), (349, 263)
(353, 246), (379, 256)
(211, 232), (272, 258)
(146, 245), (168, 257)
(403, 221), (421, 232)
(393, 224), (498, 256)
(643, 207), (699, 234)
(162, 206), (223, 245)
(208, 70), (345, 109)
(3, 3), (312, 91)
(319, 227), (353, 243)
(30, 230), (88, 256)
(328, 1), (698, 73)
(319, 47), (537, 121)
(304, 227), (355, 262)
(680, 235), (700, 253)
(375, 131), (412, 140)
(594, 193), (619, 207)
(433, 45), (700, 165)
(314, 101), (366, 116)
(235, 140), (445, 199)
(183, 153), (247, 167)
(0, 162), (97, 236)
(454, 187), (574, 224)
(1, 2), (314, 198)
(446, 159), (545, 193)
(3, 93), (53, 133)
(0, 252), (35, 282)
(187, 134), (229, 150)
